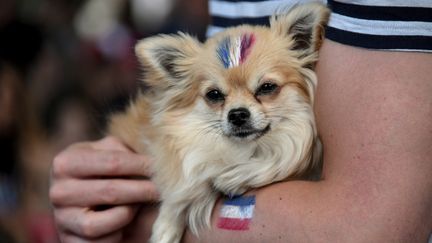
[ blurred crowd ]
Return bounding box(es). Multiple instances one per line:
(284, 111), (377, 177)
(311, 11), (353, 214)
(0, 0), (208, 242)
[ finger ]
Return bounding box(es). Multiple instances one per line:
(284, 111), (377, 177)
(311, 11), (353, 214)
(90, 136), (133, 153)
(50, 179), (159, 206)
(52, 148), (153, 179)
(55, 205), (138, 239)
(59, 231), (122, 243)
(66, 136), (132, 155)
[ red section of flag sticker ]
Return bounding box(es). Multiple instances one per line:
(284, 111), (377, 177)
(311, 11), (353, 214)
(217, 217), (252, 231)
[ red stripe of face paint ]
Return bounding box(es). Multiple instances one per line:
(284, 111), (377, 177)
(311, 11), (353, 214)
(240, 34), (256, 64)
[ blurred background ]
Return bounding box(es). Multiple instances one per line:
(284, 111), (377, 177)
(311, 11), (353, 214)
(0, 0), (208, 242)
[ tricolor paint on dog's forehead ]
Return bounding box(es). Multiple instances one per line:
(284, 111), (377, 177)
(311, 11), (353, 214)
(216, 33), (256, 69)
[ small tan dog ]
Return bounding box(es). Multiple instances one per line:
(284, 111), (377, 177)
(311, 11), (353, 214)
(109, 3), (329, 242)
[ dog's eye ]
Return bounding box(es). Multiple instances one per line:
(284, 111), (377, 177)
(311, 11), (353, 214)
(205, 89), (225, 102)
(256, 82), (279, 96)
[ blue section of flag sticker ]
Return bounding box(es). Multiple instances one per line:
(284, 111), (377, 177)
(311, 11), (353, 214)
(223, 195), (256, 206)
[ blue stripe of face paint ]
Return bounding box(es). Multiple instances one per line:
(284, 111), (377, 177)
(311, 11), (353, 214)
(217, 37), (231, 69)
(223, 195), (256, 206)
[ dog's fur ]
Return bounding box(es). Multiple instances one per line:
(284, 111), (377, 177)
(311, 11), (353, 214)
(109, 3), (329, 243)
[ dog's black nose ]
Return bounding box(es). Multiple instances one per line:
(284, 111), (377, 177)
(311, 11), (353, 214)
(228, 108), (251, 127)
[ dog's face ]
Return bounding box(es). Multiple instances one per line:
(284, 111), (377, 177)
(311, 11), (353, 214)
(197, 28), (314, 142)
(135, 4), (329, 143)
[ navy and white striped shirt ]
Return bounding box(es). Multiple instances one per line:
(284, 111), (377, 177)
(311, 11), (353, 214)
(208, 0), (432, 52)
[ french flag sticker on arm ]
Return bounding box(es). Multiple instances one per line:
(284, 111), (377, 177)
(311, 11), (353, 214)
(217, 195), (256, 231)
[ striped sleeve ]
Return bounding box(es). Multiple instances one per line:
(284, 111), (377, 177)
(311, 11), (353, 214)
(207, 0), (432, 52)
(207, 0), (304, 37)
(326, 0), (432, 52)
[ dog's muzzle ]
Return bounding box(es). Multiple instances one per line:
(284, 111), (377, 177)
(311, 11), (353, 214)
(227, 108), (270, 139)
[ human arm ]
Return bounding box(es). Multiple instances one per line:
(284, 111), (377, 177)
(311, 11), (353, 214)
(181, 40), (432, 242)
(49, 136), (160, 242)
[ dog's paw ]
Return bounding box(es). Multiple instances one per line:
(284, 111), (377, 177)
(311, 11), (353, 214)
(150, 233), (180, 243)
(150, 224), (182, 243)
(151, 216), (183, 243)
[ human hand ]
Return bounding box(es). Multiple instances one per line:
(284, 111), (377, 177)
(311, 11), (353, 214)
(49, 136), (160, 242)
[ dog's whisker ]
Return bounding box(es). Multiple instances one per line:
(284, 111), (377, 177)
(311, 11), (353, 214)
(193, 120), (224, 139)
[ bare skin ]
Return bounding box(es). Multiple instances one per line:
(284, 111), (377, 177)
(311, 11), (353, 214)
(50, 40), (432, 242)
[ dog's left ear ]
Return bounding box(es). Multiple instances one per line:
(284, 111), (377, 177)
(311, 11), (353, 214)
(270, 3), (330, 56)
(135, 33), (202, 89)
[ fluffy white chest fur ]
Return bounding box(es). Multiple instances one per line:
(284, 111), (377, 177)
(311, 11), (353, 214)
(109, 3), (329, 243)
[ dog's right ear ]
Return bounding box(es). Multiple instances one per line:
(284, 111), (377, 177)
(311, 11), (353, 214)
(135, 33), (202, 88)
